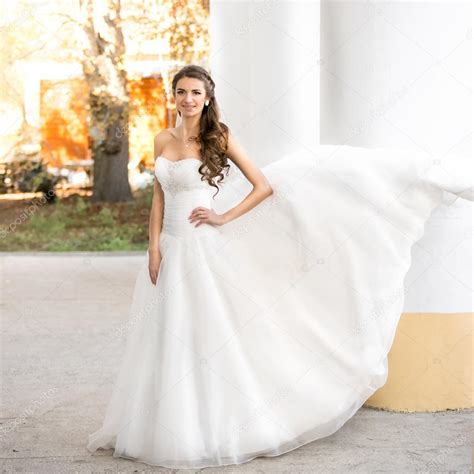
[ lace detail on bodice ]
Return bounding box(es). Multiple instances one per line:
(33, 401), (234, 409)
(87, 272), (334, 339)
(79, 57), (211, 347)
(155, 157), (211, 194)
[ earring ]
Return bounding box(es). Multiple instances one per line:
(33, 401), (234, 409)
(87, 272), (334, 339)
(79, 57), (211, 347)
(205, 101), (209, 106)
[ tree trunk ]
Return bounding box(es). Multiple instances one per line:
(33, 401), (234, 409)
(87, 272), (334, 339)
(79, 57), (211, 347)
(80, 0), (132, 203)
(90, 102), (132, 202)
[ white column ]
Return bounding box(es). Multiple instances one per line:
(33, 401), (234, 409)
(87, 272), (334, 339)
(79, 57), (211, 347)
(210, 0), (321, 166)
(210, 0), (472, 313)
(320, 0), (472, 313)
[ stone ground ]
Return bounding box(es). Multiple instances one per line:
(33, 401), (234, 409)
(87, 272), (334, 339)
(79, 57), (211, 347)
(1, 253), (472, 473)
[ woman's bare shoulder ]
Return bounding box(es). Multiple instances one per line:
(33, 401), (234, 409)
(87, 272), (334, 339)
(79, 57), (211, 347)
(154, 128), (176, 151)
(154, 128), (175, 142)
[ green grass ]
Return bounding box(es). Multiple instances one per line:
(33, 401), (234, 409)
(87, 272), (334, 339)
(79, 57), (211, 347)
(0, 186), (153, 252)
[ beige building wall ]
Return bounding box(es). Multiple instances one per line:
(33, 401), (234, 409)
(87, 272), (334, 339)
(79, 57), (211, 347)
(365, 313), (472, 411)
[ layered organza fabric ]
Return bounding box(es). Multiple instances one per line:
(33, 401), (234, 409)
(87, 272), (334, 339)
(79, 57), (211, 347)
(87, 145), (472, 469)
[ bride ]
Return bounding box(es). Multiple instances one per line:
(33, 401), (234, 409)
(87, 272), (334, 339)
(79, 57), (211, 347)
(87, 64), (471, 469)
(147, 70), (274, 286)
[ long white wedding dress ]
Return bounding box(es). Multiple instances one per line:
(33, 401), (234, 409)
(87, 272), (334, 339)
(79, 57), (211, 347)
(87, 145), (472, 469)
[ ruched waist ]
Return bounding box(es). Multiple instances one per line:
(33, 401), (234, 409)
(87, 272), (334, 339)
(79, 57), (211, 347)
(162, 189), (215, 238)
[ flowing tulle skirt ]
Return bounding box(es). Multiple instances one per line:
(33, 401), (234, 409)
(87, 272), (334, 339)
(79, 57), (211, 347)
(87, 145), (472, 469)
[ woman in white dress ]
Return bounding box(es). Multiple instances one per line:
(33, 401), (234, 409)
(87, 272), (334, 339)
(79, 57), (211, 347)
(87, 64), (472, 469)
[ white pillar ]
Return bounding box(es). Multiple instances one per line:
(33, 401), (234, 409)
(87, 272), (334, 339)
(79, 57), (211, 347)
(210, 0), (472, 313)
(320, 0), (472, 313)
(210, 0), (321, 166)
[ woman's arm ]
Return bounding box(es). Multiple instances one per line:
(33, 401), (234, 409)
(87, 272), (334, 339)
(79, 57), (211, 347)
(221, 133), (273, 224)
(148, 177), (164, 253)
(189, 132), (273, 227)
(148, 134), (165, 285)
(148, 133), (165, 253)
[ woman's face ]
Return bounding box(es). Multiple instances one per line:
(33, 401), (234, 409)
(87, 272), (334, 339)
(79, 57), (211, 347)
(174, 77), (208, 118)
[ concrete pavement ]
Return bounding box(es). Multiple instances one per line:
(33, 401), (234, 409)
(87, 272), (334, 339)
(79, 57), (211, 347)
(1, 253), (471, 473)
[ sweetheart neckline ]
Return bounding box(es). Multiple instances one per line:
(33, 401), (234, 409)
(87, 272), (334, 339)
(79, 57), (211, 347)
(155, 156), (203, 165)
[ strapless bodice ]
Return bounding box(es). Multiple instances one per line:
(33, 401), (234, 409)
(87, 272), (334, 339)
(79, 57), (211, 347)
(154, 157), (217, 238)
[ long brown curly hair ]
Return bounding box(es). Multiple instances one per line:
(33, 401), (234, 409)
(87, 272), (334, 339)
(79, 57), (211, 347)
(171, 65), (230, 198)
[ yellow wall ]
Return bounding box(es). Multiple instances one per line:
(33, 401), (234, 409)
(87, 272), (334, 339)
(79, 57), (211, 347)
(365, 313), (472, 412)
